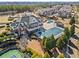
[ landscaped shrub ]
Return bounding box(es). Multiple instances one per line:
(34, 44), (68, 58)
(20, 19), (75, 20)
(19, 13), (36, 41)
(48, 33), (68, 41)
(0, 34), (4, 37)
(0, 37), (4, 41)
(31, 53), (42, 58)
(8, 17), (14, 21)
(0, 32), (12, 42)
(44, 52), (50, 58)
(57, 53), (64, 58)
(0, 26), (5, 28)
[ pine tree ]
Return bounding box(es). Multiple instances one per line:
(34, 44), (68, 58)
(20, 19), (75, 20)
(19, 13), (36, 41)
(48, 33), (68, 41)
(42, 35), (56, 50)
(64, 27), (70, 39)
(70, 24), (75, 37)
(56, 36), (64, 49)
(70, 16), (75, 25)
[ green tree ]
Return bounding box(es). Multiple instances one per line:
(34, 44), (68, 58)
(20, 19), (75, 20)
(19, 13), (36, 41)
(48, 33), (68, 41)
(63, 34), (68, 44)
(70, 16), (75, 25)
(0, 33), (4, 37)
(56, 36), (64, 49)
(42, 36), (47, 48)
(32, 53), (41, 58)
(63, 27), (70, 44)
(61, 16), (64, 20)
(64, 27), (70, 39)
(70, 24), (75, 37)
(43, 35), (56, 50)
(0, 37), (4, 41)
(50, 34), (56, 48)
(0, 5), (35, 12)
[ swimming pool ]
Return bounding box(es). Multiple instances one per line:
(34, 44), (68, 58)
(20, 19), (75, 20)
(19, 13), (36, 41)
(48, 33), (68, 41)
(47, 20), (53, 23)
(35, 27), (64, 39)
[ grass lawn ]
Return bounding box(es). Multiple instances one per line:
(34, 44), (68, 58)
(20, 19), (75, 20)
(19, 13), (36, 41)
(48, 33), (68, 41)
(0, 16), (13, 23)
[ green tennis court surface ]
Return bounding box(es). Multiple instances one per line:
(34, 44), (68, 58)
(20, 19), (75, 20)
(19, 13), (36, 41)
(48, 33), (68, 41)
(0, 50), (23, 58)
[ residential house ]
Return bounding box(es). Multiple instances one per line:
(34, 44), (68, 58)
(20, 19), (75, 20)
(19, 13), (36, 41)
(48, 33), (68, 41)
(10, 12), (43, 35)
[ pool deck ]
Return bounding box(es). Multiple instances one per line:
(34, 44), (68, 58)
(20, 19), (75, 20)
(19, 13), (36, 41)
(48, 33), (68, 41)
(43, 20), (56, 30)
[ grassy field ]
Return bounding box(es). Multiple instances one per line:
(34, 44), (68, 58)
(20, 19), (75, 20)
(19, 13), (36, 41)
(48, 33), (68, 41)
(0, 16), (10, 23)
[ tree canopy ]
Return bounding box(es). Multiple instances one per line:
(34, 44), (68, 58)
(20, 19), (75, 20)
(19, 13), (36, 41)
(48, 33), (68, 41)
(70, 16), (75, 25)
(0, 5), (35, 12)
(64, 27), (70, 40)
(70, 24), (75, 37)
(42, 35), (56, 50)
(56, 36), (64, 49)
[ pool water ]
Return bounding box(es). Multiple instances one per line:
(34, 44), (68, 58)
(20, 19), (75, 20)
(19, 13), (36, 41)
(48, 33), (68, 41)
(41, 27), (63, 37)
(35, 27), (63, 38)
(47, 19), (53, 23)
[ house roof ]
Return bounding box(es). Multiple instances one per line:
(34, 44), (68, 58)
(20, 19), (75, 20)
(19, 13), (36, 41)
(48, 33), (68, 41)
(10, 13), (42, 30)
(21, 14), (42, 26)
